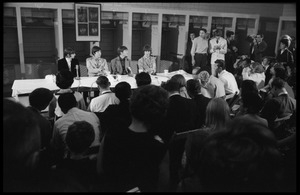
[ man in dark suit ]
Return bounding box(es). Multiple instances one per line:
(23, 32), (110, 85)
(252, 33), (268, 63)
(57, 47), (80, 78)
(225, 30), (238, 74)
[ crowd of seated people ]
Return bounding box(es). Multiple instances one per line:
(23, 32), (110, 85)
(3, 33), (296, 192)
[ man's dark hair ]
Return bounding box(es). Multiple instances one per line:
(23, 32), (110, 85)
(241, 92), (263, 114)
(143, 44), (152, 52)
(199, 28), (207, 33)
(91, 46), (101, 55)
(58, 93), (77, 114)
(272, 77), (285, 89)
(114, 81), (132, 101)
(96, 75), (110, 89)
(65, 121), (95, 154)
(161, 79), (181, 93)
(56, 70), (74, 89)
(215, 59), (226, 70)
(186, 79), (201, 98)
(117, 46), (128, 55)
(129, 85), (169, 134)
(29, 88), (53, 111)
(64, 47), (75, 57)
(135, 72), (151, 87)
(226, 30), (234, 38)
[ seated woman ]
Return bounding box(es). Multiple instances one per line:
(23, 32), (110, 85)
(138, 44), (156, 75)
(86, 46), (110, 77)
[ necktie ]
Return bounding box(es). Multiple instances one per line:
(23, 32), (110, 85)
(216, 38), (219, 44)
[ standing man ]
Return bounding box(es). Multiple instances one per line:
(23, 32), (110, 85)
(184, 32), (196, 73)
(191, 28), (209, 70)
(111, 46), (132, 75)
(57, 47), (80, 78)
(225, 30), (238, 74)
(209, 29), (227, 76)
(253, 33), (268, 63)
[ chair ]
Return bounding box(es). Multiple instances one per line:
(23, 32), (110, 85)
(159, 60), (172, 73)
(79, 64), (88, 77)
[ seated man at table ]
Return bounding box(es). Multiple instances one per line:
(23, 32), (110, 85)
(111, 46), (133, 75)
(88, 75), (120, 113)
(86, 46), (110, 77)
(137, 44), (156, 75)
(57, 47), (80, 78)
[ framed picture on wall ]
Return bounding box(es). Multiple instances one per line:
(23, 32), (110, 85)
(75, 3), (101, 41)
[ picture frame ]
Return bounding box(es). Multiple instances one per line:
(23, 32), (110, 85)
(75, 3), (101, 41)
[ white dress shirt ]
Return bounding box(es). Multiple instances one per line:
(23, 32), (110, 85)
(218, 70), (240, 95)
(88, 90), (120, 112)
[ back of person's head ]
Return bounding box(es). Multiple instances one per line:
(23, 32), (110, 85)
(241, 80), (258, 96)
(215, 59), (226, 70)
(205, 97), (230, 130)
(29, 88), (54, 111)
(117, 45), (128, 55)
(58, 93), (77, 114)
(65, 121), (95, 155)
(170, 74), (186, 88)
(91, 46), (101, 55)
(161, 79), (181, 93)
(198, 116), (282, 192)
(242, 92), (263, 114)
(186, 79), (201, 98)
(135, 72), (151, 87)
(96, 75), (110, 89)
(252, 62), (264, 74)
(129, 85), (169, 135)
(56, 70), (74, 89)
(226, 30), (234, 38)
(274, 66), (287, 81)
(64, 47), (75, 57)
(198, 70), (210, 87)
(272, 77), (285, 90)
(114, 81), (132, 101)
(4, 99), (40, 191)
(143, 44), (152, 52)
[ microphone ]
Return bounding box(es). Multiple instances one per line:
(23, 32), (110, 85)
(75, 65), (80, 80)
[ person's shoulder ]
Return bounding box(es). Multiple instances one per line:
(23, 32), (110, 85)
(86, 56), (93, 61)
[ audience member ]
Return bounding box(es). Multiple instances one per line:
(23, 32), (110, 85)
(57, 47), (80, 78)
(225, 30), (238, 74)
(261, 56), (273, 86)
(198, 66), (226, 99)
(111, 46), (132, 75)
(191, 28), (209, 69)
(97, 85), (169, 192)
(135, 72), (151, 87)
(170, 74), (190, 98)
(4, 99), (41, 192)
(53, 70), (87, 118)
(54, 121), (98, 191)
(192, 116), (283, 192)
(209, 29), (227, 76)
(184, 31), (196, 73)
(276, 38), (294, 70)
(101, 81), (132, 137)
(242, 62), (265, 90)
(260, 77), (296, 132)
(138, 44), (156, 74)
(215, 59), (239, 97)
(51, 93), (101, 162)
(28, 88), (55, 150)
(252, 33), (268, 63)
(88, 75), (120, 112)
(86, 46), (110, 77)
(186, 79), (211, 128)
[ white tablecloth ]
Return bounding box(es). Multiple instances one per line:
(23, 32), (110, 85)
(11, 70), (194, 100)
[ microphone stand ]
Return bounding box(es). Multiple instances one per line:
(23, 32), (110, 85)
(75, 65), (80, 80)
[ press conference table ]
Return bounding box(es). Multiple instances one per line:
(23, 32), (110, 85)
(11, 70), (194, 101)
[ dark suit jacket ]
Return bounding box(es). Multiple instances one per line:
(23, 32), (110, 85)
(57, 58), (80, 77)
(253, 40), (268, 63)
(110, 56), (132, 75)
(276, 49), (294, 68)
(162, 94), (198, 143)
(193, 94), (211, 128)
